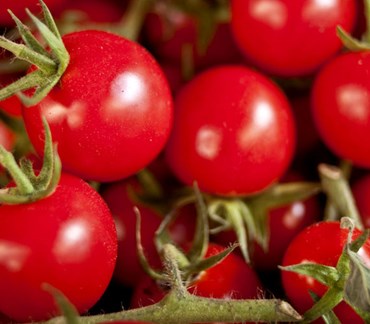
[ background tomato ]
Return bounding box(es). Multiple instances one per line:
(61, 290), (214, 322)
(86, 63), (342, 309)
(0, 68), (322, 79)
(230, 0), (358, 77)
(165, 65), (296, 196)
(311, 51), (370, 168)
(0, 173), (117, 322)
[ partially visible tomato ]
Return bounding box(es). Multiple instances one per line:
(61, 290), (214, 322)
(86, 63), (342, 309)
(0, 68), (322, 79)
(352, 173), (370, 228)
(311, 51), (370, 168)
(130, 243), (262, 309)
(230, 0), (358, 77)
(281, 221), (370, 323)
(0, 119), (16, 152)
(165, 65), (296, 196)
(0, 0), (67, 26)
(0, 173), (117, 322)
(22, 30), (173, 182)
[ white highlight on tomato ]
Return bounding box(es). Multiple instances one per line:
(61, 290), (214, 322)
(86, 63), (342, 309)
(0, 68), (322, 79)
(250, 0), (287, 29)
(110, 72), (144, 106)
(196, 126), (222, 160)
(0, 240), (30, 272)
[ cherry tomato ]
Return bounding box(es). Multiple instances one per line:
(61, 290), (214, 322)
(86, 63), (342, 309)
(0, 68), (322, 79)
(281, 221), (370, 323)
(352, 173), (370, 228)
(165, 65), (296, 196)
(22, 30), (173, 182)
(130, 243), (262, 308)
(0, 74), (23, 118)
(0, 0), (67, 26)
(0, 173), (117, 322)
(0, 119), (16, 152)
(230, 0), (358, 77)
(311, 51), (370, 168)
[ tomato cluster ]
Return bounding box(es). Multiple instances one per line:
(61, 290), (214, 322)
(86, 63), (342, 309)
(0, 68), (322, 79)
(0, 0), (370, 323)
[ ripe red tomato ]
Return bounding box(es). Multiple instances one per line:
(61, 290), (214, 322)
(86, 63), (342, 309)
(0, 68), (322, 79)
(0, 0), (67, 26)
(165, 65), (296, 196)
(352, 173), (370, 228)
(130, 243), (262, 308)
(311, 51), (370, 168)
(230, 0), (358, 77)
(281, 221), (370, 323)
(0, 119), (16, 152)
(0, 173), (117, 322)
(22, 30), (173, 182)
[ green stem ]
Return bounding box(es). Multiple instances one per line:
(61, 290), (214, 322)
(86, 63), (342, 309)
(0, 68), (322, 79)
(0, 37), (56, 74)
(41, 290), (302, 324)
(319, 164), (363, 230)
(0, 145), (34, 194)
(116, 0), (153, 40)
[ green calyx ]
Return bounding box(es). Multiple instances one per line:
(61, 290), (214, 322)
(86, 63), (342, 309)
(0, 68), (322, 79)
(0, 118), (61, 204)
(0, 0), (69, 106)
(280, 218), (370, 323)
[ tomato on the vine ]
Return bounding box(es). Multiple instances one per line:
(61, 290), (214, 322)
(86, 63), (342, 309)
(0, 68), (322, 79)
(230, 0), (358, 77)
(0, 173), (117, 322)
(311, 51), (370, 168)
(22, 30), (173, 182)
(281, 221), (370, 323)
(165, 65), (296, 196)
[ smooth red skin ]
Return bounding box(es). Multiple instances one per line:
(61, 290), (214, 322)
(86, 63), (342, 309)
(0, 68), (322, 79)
(0, 119), (15, 151)
(130, 243), (262, 308)
(101, 178), (196, 288)
(22, 30), (173, 182)
(0, 74), (23, 118)
(165, 65), (296, 196)
(281, 221), (370, 323)
(352, 174), (370, 228)
(0, 0), (66, 26)
(143, 3), (244, 71)
(231, 0), (357, 77)
(0, 173), (117, 322)
(311, 51), (370, 168)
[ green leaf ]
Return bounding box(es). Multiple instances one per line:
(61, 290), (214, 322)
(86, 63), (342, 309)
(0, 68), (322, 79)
(343, 248), (370, 313)
(280, 263), (340, 287)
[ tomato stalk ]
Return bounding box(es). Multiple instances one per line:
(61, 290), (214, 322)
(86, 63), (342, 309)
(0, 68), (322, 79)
(41, 243), (303, 324)
(319, 163), (364, 230)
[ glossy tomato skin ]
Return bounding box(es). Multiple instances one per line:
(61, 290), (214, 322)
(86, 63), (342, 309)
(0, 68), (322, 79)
(0, 0), (67, 26)
(0, 173), (117, 322)
(131, 243), (262, 308)
(22, 30), (173, 182)
(281, 221), (370, 323)
(165, 65), (296, 196)
(311, 51), (370, 168)
(230, 0), (357, 77)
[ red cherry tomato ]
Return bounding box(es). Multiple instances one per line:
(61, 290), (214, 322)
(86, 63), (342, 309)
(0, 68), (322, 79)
(0, 173), (117, 322)
(311, 51), (370, 168)
(281, 221), (370, 323)
(22, 30), (173, 182)
(352, 173), (370, 228)
(230, 0), (358, 77)
(165, 65), (296, 196)
(130, 243), (262, 308)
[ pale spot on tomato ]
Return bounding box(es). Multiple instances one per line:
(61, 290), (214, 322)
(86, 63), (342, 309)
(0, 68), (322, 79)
(110, 72), (144, 106)
(0, 240), (30, 272)
(195, 126), (222, 160)
(250, 0), (287, 29)
(282, 202), (305, 229)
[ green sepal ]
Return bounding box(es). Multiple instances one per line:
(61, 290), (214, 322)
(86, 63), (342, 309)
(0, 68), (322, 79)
(309, 291), (341, 324)
(42, 284), (80, 324)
